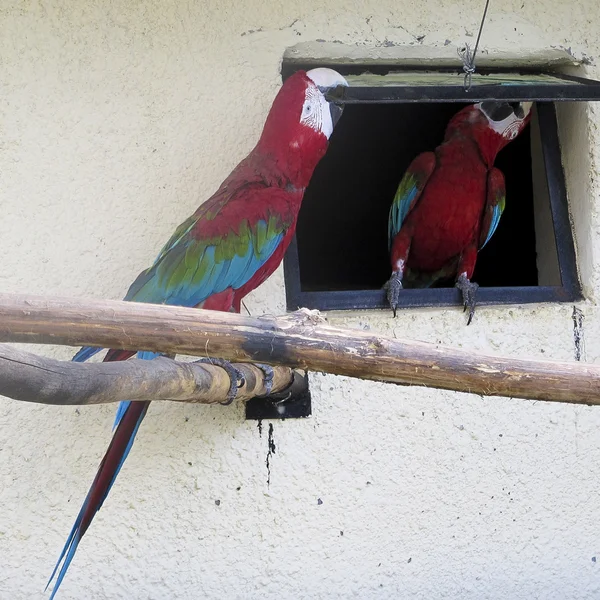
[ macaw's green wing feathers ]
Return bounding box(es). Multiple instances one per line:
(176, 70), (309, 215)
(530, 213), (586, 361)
(388, 152), (436, 249)
(124, 214), (199, 302)
(125, 200), (289, 308)
(479, 167), (506, 249)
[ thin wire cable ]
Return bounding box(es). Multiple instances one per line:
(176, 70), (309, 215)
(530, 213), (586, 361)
(458, 0), (491, 91)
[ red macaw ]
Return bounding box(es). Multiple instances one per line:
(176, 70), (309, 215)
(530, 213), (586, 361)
(385, 101), (533, 324)
(46, 67), (348, 598)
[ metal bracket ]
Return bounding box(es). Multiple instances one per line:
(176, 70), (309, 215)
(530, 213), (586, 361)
(245, 369), (311, 420)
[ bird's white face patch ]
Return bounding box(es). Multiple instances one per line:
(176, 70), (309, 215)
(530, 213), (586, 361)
(299, 83), (334, 139)
(478, 101), (533, 140)
(488, 112), (524, 140)
(299, 68), (348, 140)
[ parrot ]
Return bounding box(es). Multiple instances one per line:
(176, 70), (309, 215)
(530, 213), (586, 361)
(385, 100), (533, 324)
(46, 67), (348, 599)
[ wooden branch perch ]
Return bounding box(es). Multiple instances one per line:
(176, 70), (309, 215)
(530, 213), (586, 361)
(0, 344), (294, 405)
(0, 292), (599, 406)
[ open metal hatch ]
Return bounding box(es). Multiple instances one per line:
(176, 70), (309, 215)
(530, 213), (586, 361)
(324, 70), (600, 103)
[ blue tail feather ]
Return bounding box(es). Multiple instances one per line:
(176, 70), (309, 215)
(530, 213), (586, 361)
(47, 403), (149, 599)
(72, 346), (103, 363)
(45, 496), (89, 593)
(45, 499), (88, 599)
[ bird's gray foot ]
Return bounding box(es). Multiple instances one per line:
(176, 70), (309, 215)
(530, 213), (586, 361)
(384, 271), (403, 317)
(254, 363), (275, 396)
(455, 273), (479, 326)
(196, 357), (245, 405)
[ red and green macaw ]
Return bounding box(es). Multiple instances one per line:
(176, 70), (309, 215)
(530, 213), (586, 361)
(46, 67), (348, 598)
(385, 101), (533, 324)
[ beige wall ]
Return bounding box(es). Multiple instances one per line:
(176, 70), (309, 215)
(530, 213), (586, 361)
(2, 1), (600, 598)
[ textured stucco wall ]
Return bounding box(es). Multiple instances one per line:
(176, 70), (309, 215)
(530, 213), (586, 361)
(2, 1), (600, 599)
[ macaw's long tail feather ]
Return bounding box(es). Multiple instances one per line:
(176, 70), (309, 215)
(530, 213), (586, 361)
(46, 400), (150, 599)
(48, 350), (159, 597)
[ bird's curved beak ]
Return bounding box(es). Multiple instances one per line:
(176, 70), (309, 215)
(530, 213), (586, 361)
(328, 101), (344, 128)
(480, 100), (532, 123)
(320, 84), (347, 129)
(306, 67), (349, 130)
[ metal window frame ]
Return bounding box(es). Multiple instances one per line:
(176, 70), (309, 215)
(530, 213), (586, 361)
(323, 71), (600, 104)
(283, 70), (590, 312)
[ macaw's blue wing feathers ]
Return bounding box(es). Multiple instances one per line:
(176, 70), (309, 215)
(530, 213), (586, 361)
(388, 152), (436, 250)
(46, 401), (149, 599)
(480, 167), (506, 249)
(125, 216), (285, 308)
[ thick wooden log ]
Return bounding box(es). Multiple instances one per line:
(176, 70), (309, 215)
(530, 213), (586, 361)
(0, 344), (294, 405)
(0, 292), (598, 405)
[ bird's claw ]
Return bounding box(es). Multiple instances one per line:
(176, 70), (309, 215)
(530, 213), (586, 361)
(455, 273), (479, 326)
(254, 363), (275, 396)
(196, 357), (245, 405)
(384, 271), (403, 318)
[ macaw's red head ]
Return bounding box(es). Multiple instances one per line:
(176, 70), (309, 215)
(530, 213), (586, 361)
(256, 68), (348, 188)
(445, 101), (533, 167)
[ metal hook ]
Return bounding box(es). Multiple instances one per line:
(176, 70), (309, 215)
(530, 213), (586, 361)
(458, 0), (491, 92)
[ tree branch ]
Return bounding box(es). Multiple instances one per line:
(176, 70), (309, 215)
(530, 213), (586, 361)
(0, 343), (294, 405)
(0, 292), (599, 405)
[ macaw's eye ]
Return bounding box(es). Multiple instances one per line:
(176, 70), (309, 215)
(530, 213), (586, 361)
(302, 100), (319, 122)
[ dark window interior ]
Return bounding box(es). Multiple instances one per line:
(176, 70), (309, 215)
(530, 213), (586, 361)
(295, 102), (538, 293)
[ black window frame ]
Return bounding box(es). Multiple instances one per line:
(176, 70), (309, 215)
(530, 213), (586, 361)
(282, 65), (600, 312)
